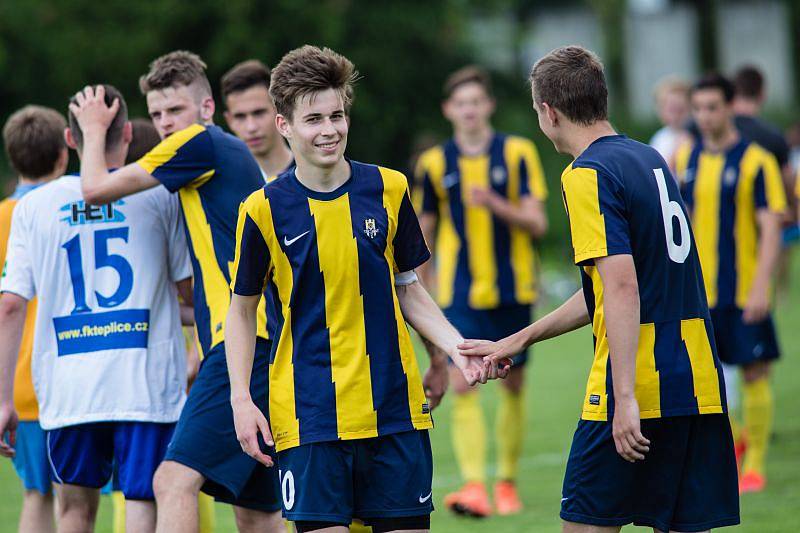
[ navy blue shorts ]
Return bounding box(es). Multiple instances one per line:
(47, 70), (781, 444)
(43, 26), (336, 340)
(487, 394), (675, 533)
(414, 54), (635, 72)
(46, 421), (174, 500)
(276, 430), (433, 524)
(561, 414), (739, 532)
(445, 304), (532, 365)
(165, 338), (280, 512)
(11, 421), (55, 494)
(710, 308), (780, 366)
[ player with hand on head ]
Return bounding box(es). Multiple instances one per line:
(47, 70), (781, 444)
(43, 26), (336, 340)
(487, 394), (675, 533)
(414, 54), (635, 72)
(460, 46), (739, 532)
(68, 51), (283, 533)
(0, 85), (193, 533)
(0, 105), (69, 533)
(221, 59), (294, 179)
(676, 73), (787, 493)
(414, 65), (548, 517)
(226, 45), (510, 533)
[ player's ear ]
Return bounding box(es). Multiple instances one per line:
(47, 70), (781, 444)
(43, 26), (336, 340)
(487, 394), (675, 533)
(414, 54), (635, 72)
(54, 147), (69, 176)
(544, 103), (559, 127)
(275, 114), (291, 140)
(200, 96), (215, 123)
(122, 121), (133, 145)
(64, 127), (78, 151)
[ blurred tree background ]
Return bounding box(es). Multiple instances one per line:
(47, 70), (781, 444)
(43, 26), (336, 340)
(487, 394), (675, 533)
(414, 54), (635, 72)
(1, 0), (798, 252)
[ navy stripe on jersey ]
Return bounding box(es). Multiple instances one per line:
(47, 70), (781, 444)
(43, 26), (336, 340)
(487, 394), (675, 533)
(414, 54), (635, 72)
(489, 135), (516, 304)
(444, 141), (471, 307)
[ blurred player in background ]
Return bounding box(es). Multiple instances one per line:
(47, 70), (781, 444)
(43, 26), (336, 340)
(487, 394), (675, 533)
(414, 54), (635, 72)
(69, 51), (282, 533)
(221, 59), (294, 179)
(462, 45), (739, 532)
(649, 76), (691, 170)
(414, 65), (548, 517)
(227, 45), (508, 533)
(0, 105), (68, 533)
(0, 85), (192, 533)
(677, 73), (786, 493)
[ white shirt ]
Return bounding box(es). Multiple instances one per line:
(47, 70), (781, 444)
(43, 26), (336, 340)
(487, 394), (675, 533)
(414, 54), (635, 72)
(649, 126), (684, 164)
(1, 175), (192, 429)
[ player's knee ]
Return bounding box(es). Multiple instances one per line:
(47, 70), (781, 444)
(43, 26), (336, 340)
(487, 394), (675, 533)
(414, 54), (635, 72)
(22, 489), (54, 512)
(153, 461), (202, 502)
(57, 492), (97, 527)
(742, 362), (769, 383)
(233, 507), (282, 533)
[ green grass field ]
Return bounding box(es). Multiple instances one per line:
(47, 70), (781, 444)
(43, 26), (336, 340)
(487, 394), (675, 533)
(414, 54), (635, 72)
(1, 261), (798, 532)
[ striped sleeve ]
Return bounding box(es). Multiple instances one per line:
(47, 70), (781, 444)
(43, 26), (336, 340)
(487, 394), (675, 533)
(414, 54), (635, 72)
(231, 191), (271, 296)
(753, 150), (787, 213)
(137, 124), (215, 192)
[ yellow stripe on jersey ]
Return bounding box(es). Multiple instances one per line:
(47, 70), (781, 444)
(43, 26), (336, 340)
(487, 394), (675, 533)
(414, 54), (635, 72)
(691, 152), (723, 308)
(460, 155), (499, 308)
(582, 265), (610, 419)
(308, 195), (378, 439)
(561, 166), (608, 264)
(137, 123), (206, 175)
(505, 138), (542, 303)
(681, 318), (723, 414)
(179, 188), (230, 353)
(380, 167), (431, 430)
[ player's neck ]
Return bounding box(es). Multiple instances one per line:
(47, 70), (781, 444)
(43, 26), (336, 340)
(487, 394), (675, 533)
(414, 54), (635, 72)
(294, 156), (350, 193)
(703, 126), (739, 153)
(732, 97), (760, 117)
(566, 120), (617, 159)
(453, 126), (493, 156)
(255, 143), (294, 176)
(17, 175), (48, 187)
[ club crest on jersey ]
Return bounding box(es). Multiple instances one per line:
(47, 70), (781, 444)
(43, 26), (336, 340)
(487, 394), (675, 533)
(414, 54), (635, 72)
(491, 166), (507, 185)
(364, 218), (379, 238)
(60, 200), (126, 226)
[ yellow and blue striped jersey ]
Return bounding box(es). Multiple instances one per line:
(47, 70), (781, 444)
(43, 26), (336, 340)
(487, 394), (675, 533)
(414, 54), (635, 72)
(414, 133), (547, 310)
(676, 139), (787, 309)
(137, 124), (268, 355)
(232, 161), (434, 451)
(561, 135), (725, 421)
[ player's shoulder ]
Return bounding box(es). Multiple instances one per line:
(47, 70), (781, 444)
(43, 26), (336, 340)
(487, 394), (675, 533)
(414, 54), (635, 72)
(416, 143), (447, 171)
(354, 160), (410, 195)
(502, 133), (538, 155)
(741, 139), (777, 165)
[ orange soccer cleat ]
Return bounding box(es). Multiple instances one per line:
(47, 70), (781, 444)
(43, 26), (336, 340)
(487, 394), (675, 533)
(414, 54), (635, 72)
(494, 480), (523, 515)
(443, 481), (493, 518)
(739, 471), (766, 494)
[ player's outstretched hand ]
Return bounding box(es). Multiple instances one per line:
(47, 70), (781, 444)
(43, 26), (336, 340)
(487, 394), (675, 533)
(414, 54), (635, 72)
(458, 335), (524, 365)
(231, 397), (274, 467)
(450, 346), (512, 386)
(612, 396), (650, 463)
(742, 285), (769, 324)
(0, 403), (18, 458)
(68, 85), (120, 136)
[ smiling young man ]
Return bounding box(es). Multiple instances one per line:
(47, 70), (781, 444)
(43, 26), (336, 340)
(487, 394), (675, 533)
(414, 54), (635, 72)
(221, 59), (294, 179)
(67, 51), (282, 533)
(460, 46), (739, 533)
(414, 65), (548, 517)
(676, 74), (787, 493)
(225, 45), (509, 533)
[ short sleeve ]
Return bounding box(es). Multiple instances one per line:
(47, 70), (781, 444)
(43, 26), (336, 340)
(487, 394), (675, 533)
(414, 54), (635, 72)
(518, 141), (548, 200)
(412, 158), (439, 215)
(393, 188), (431, 272)
(157, 190), (192, 282)
(137, 124), (215, 193)
(753, 151), (787, 213)
(561, 166), (631, 266)
(0, 202), (35, 300)
(231, 195), (271, 296)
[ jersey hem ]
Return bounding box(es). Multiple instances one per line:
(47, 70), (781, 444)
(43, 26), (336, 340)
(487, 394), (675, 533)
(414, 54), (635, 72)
(39, 411), (183, 431)
(274, 420), (434, 452)
(581, 404), (725, 421)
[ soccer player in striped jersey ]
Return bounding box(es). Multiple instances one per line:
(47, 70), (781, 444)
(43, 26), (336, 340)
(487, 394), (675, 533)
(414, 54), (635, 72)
(0, 105), (68, 533)
(68, 51), (282, 533)
(221, 59), (294, 180)
(414, 65), (548, 517)
(226, 45), (509, 533)
(676, 73), (787, 493)
(460, 46), (739, 532)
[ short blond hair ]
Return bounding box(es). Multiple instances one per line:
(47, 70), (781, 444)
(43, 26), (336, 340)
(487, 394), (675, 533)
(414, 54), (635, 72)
(139, 50), (212, 97)
(654, 76), (690, 105)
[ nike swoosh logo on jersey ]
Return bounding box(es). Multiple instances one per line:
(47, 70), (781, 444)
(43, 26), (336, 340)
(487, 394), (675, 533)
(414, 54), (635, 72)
(419, 491), (433, 503)
(284, 231), (310, 246)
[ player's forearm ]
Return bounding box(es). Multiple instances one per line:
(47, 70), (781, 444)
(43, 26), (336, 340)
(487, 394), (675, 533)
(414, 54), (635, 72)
(0, 297), (27, 404)
(224, 296), (259, 402)
(752, 211), (783, 295)
(517, 289), (590, 349)
(397, 280), (462, 359)
(602, 279), (640, 400)
(487, 195), (548, 237)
